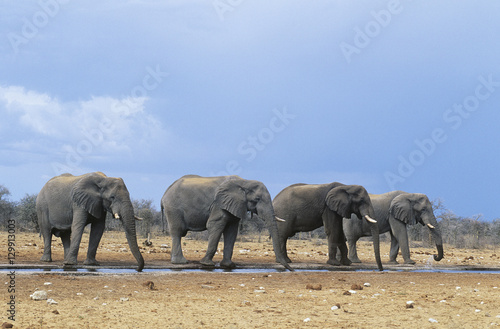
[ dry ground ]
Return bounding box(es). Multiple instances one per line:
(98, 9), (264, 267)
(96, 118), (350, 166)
(2, 232), (500, 328)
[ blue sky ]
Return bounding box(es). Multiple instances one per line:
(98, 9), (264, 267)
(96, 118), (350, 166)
(1, 1), (500, 220)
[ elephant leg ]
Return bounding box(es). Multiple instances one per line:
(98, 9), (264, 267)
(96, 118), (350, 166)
(324, 215), (351, 266)
(64, 210), (88, 265)
(347, 237), (362, 263)
(85, 219), (105, 265)
(170, 233), (188, 264)
(388, 232), (400, 264)
(325, 234), (341, 265)
(337, 239), (350, 266)
(40, 227), (53, 262)
(200, 230), (223, 267)
(60, 231), (71, 259)
(220, 219), (240, 268)
(167, 212), (189, 264)
(389, 221), (416, 265)
(200, 212), (226, 267)
(398, 231), (415, 265)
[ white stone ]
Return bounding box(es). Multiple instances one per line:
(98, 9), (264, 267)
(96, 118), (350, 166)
(31, 291), (48, 301)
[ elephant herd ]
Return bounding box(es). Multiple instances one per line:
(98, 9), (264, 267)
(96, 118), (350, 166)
(36, 172), (444, 272)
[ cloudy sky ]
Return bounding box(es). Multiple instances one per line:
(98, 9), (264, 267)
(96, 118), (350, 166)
(1, 1), (500, 220)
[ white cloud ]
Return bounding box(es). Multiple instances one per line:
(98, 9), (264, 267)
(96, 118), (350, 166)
(1, 86), (63, 136)
(0, 86), (170, 171)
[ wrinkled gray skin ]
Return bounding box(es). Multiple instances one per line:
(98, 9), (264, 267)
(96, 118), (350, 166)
(36, 172), (144, 272)
(344, 191), (444, 265)
(161, 175), (293, 270)
(273, 182), (383, 271)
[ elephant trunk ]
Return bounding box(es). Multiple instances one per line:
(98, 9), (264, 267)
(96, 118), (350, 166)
(368, 219), (383, 271)
(122, 205), (145, 272)
(423, 215), (444, 262)
(430, 226), (444, 262)
(361, 206), (383, 271)
(434, 243), (444, 261)
(258, 204), (294, 271)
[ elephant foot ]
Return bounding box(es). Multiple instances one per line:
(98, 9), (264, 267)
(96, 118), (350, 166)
(403, 259), (416, 265)
(63, 257), (78, 266)
(171, 256), (189, 264)
(220, 260), (236, 269)
(40, 255), (52, 262)
(327, 259), (341, 266)
(200, 257), (216, 267)
(387, 259), (399, 265)
(84, 259), (100, 266)
(349, 257), (362, 263)
(277, 256), (292, 263)
(340, 258), (352, 266)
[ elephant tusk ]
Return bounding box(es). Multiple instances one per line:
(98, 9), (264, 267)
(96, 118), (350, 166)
(275, 216), (286, 222)
(427, 223), (435, 229)
(114, 213), (121, 219)
(364, 215), (377, 224)
(135, 215), (143, 221)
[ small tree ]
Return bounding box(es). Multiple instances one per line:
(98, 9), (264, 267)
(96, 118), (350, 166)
(14, 193), (38, 232)
(0, 185), (15, 229)
(133, 199), (156, 238)
(490, 219), (500, 249)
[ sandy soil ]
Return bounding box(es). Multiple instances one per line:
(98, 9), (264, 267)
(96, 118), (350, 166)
(2, 232), (500, 328)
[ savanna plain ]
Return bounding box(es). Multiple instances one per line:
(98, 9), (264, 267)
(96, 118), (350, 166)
(2, 232), (500, 328)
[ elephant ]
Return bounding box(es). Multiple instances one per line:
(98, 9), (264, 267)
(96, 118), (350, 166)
(160, 175), (292, 270)
(36, 172), (145, 271)
(273, 182), (383, 271)
(343, 191), (444, 265)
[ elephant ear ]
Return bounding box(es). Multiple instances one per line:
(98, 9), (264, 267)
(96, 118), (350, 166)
(71, 173), (105, 218)
(390, 195), (416, 225)
(325, 187), (351, 218)
(214, 179), (247, 219)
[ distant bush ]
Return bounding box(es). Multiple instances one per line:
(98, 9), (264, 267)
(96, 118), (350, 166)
(13, 194), (38, 232)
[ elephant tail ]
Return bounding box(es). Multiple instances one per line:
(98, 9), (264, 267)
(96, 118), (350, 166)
(161, 204), (166, 234)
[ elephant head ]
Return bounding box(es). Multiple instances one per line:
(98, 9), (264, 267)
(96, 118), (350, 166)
(326, 184), (383, 271)
(71, 172), (145, 271)
(214, 178), (293, 271)
(390, 193), (443, 261)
